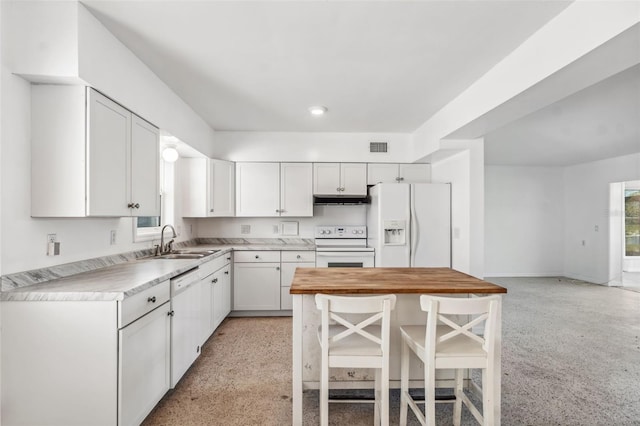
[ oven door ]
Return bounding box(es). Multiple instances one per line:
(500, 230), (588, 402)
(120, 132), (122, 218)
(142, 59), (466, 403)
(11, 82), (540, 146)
(316, 251), (375, 268)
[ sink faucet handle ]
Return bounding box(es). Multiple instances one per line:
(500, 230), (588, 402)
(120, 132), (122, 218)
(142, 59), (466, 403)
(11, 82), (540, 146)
(153, 244), (160, 256)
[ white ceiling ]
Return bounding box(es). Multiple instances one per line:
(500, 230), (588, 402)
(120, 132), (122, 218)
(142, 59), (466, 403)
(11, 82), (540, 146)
(82, 1), (639, 167)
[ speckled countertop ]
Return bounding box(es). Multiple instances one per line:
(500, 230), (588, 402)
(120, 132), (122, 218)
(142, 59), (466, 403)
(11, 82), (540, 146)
(1, 240), (315, 302)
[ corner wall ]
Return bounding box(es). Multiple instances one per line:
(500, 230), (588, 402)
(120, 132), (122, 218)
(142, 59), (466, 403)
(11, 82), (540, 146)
(564, 152), (640, 284)
(484, 165), (564, 277)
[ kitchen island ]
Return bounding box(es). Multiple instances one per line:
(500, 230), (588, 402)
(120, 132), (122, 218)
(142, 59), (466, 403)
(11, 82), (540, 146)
(289, 267), (507, 425)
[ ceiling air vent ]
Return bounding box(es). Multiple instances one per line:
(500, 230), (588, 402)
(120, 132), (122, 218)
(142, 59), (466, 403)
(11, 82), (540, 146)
(370, 142), (388, 153)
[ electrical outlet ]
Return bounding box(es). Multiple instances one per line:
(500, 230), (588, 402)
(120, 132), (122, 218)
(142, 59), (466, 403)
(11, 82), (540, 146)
(110, 230), (117, 245)
(47, 234), (57, 243)
(273, 225), (279, 234)
(189, 224), (193, 235)
(240, 224), (251, 235)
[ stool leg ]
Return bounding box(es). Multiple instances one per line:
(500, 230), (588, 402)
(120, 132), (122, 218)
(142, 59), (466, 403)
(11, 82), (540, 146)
(381, 362), (389, 426)
(453, 368), (463, 426)
(320, 358), (329, 426)
(399, 339), (409, 426)
(374, 368), (381, 426)
(482, 366), (494, 426)
(425, 361), (436, 426)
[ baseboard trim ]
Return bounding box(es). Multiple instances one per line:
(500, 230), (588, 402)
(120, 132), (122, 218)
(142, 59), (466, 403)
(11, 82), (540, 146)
(484, 272), (563, 278)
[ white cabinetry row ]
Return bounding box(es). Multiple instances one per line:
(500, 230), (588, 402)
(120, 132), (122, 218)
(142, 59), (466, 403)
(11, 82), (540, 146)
(180, 161), (430, 218)
(31, 86), (160, 217)
(233, 250), (315, 312)
(0, 255), (231, 426)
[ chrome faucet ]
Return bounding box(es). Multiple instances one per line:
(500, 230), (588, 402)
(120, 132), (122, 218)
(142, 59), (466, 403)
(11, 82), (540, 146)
(159, 224), (177, 255)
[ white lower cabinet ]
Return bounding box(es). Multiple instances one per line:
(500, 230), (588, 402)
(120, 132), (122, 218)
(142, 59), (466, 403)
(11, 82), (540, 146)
(170, 271), (202, 388)
(119, 302), (171, 426)
(200, 254), (233, 342)
(0, 280), (171, 426)
(233, 251), (281, 311)
(213, 264), (232, 328)
(280, 251), (315, 310)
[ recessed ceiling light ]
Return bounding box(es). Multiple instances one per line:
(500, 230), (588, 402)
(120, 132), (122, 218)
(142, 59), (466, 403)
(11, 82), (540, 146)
(309, 106), (328, 116)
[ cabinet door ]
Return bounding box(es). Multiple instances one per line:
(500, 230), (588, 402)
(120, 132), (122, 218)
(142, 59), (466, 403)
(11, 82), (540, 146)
(313, 163), (341, 195)
(236, 162), (280, 216)
(280, 163), (313, 217)
(200, 274), (215, 344)
(131, 115), (160, 217)
(210, 159), (235, 217)
(179, 158), (208, 217)
(212, 266), (230, 330)
(399, 163), (431, 183)
(367, 164), (399, 185)
(341, 163), (367, 195)
(280, 262), (315, 310)
(87, 89), (130, 216)
(233, 263), (281, 310)
(171, 284), (201, 387)
(119, 302), (170, 426)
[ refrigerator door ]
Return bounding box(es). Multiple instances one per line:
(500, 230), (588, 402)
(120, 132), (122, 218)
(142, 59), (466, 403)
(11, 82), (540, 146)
(368, 184), (411, 267)
(410, 183), (451, 267)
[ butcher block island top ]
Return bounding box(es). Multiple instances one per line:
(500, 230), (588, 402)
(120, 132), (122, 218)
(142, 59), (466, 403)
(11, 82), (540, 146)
(290, 267), (507, 294)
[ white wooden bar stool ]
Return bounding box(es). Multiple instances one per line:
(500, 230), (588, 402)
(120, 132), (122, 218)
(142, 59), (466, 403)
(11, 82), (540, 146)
(399, 295), (501, 426)
(315, 294), (397, 426)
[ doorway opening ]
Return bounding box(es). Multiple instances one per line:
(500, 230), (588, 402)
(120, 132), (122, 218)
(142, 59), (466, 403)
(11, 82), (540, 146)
(610, 181), (640, 290)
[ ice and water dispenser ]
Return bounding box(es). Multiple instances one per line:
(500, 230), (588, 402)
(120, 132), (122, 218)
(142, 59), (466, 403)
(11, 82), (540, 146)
(383, 220), (406, 245)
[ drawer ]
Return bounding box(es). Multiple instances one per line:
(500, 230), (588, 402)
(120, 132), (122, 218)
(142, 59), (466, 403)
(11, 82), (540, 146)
(281, 251), (315, 263)
(234, 250), (281, 263)
(200, 253), (232, 277)
(119, 280), (170, 328)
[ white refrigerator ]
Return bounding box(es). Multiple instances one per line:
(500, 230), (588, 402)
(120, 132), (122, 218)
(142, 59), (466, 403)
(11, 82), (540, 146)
(367, 183), (451, 267)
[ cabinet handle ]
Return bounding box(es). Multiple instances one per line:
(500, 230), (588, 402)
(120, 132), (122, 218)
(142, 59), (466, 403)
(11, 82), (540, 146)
(336, 187), (341, 192)
(276, 266), (280, 271)
(127, 203), (134, 208)
(275, 209), (281, 213)
(296, 255), (301, 259)
(255, 255), (260, 259)
(224, 271), (229, 275)
(280, 209), (286, 213)
(212, 278), (218, 283)
(399, 177), (404, 181)
(210, 208), (214, 212)
(226, 257), (231, 261)
(134, 203), (140, 209)
(147, 296), (156, 303)
(167, 310), (175, 316)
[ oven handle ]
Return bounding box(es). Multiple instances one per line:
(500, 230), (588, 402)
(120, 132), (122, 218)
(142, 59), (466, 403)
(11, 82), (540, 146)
(316, 252), (374, 258)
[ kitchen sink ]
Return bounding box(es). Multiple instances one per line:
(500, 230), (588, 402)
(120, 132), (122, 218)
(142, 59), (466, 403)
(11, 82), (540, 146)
(156, 253), (207, 259)
(152, 249), (219, 260)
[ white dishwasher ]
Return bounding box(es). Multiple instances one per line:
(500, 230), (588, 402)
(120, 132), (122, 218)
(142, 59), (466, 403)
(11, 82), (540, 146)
(169, 267), (202, 388)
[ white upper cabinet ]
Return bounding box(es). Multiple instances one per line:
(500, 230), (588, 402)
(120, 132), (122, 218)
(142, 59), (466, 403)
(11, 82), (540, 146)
(180, 158), (235, 217)
(130, 115), (161, 217)
(367, 163), (431, 185)
(209, 159), (235, 217)
(31, 86), (160, 217)
(313, 163), (367, 196)
(236, 162), (313, 217)
(236, 162), (280, 217)
(280, 163), (313, 217)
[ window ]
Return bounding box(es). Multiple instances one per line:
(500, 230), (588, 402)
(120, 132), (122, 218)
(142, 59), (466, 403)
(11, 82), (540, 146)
(624, 188), (640, 256)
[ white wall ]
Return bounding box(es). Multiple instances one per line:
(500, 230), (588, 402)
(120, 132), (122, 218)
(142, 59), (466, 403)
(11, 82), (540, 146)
(564, 152), (640, 284)
(485, 166), (564, 277)
(4, 1), (216, 158)
(213, 131), (413, 163)
(430, 139), (484, 278)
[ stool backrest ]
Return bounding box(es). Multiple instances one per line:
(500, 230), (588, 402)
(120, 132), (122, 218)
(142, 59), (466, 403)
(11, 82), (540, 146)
(420, 295), (500, 358)
(316, 294), (397, 350)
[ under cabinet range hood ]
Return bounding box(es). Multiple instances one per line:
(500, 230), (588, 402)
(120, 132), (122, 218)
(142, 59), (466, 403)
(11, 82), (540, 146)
(313, 195), (371, 205)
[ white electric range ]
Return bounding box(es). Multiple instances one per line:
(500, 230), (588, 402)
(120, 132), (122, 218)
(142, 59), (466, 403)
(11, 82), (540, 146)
(314, 225), (375, 268)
